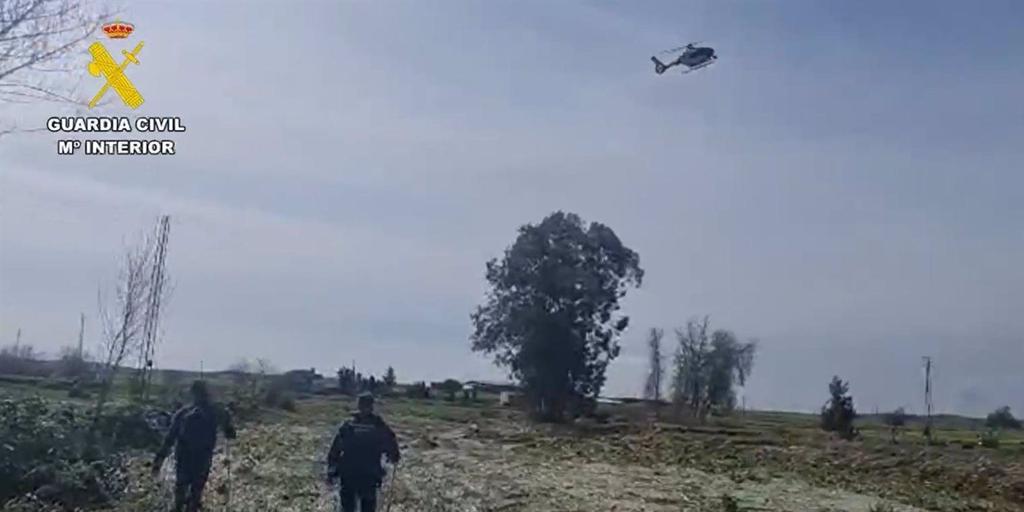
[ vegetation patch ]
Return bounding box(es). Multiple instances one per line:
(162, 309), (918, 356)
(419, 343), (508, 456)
(0, 398), (163, 510)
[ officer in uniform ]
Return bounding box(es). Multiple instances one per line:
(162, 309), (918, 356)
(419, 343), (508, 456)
(152, 380), (237, 512)
(326, 392), (401, 512)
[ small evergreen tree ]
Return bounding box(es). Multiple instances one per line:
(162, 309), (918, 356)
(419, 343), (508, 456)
(820, 375), (857, 440)
(383, 366), (397, 388)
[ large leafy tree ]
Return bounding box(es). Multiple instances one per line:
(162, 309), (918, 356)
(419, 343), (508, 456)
(471, 211), (643, 420)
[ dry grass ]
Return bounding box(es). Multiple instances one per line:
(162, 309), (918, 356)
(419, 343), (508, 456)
(6, 391), (1022, 511)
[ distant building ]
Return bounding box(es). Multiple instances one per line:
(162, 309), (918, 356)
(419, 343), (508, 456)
(463, 380), (520, 394)
(311, 376), (330, 392)
(283, 368), (323, 393)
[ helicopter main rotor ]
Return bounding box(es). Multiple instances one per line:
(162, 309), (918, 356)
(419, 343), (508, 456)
(660, 41), (703, 54)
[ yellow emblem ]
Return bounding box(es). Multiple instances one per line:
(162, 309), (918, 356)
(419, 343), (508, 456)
(87, 41), (145, 109)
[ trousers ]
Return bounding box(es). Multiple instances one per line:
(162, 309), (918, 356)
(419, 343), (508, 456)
(173, 457), (211, 512)
(339, 476), (379, 512)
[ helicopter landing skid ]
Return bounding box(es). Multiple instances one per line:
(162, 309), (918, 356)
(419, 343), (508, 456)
(681, 59), (716, 74)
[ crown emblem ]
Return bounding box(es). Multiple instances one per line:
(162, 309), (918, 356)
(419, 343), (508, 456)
(101, 20), (134, 39)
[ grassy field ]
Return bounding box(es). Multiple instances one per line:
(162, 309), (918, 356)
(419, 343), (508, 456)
(3, 379), (1023, 512)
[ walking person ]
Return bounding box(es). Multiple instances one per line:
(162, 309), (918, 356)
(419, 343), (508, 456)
(326, 392), (401, 512)
(152, 380), (237, 512)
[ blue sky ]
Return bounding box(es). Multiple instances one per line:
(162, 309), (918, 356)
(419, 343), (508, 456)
(1, 0), (1021, 415)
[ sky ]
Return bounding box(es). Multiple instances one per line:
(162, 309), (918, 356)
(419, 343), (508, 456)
(1, 0), (1021, 416)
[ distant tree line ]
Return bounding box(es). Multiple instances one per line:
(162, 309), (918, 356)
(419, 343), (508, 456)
(336, 365), (398, 395)
(0, 337), (44, 376)
(986, 406), (1021, 430)
(819, 376), (1021, 444)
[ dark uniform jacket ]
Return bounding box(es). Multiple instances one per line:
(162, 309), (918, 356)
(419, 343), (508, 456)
(156, 402), (237, 481)
(327, 412), (400, 483)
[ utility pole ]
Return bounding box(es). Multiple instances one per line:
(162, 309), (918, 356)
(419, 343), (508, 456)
(923, 356), (934, 443)
(139, 215), (171, 400)
(15, 328), (21, 347)
(77, 313), (85, 358)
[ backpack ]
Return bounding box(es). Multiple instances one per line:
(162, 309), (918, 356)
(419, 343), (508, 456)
(178, 405), (217, 454)
(339, 415), (385, 477)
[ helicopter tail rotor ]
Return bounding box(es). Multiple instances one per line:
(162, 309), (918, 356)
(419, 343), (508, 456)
(651, 56), (667, 74)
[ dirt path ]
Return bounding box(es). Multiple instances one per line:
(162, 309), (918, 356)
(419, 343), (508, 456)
(119, 398), (927, 512)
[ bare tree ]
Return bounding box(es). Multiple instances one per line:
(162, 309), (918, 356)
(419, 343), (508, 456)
(93, 233), (153, 421)
(669, 317), (755, 420)
(0, 0), (109, 135)
(228, 358), (276, 402)
(56, 343), (91, 378)
(643, 327), (665, 402)
(671, 316), (711, 417)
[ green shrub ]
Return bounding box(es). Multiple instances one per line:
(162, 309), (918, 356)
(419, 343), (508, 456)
(0, 398), (162, 508)
(262, 376), (297, 412)
(405, 381), (430, 399)
(440, 379), (461, 401)
(884, 407), (906, 427)
(719, 494), (739, 512)
(279, 395), (297, 412)
(985, 406), (1021, 430)
(978, 431), (1001, 448)
(93, 403), (164, 449)
(67, 382), (91, 399)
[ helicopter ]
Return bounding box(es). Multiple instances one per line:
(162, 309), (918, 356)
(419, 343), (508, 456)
(651, 42), (717, 75)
